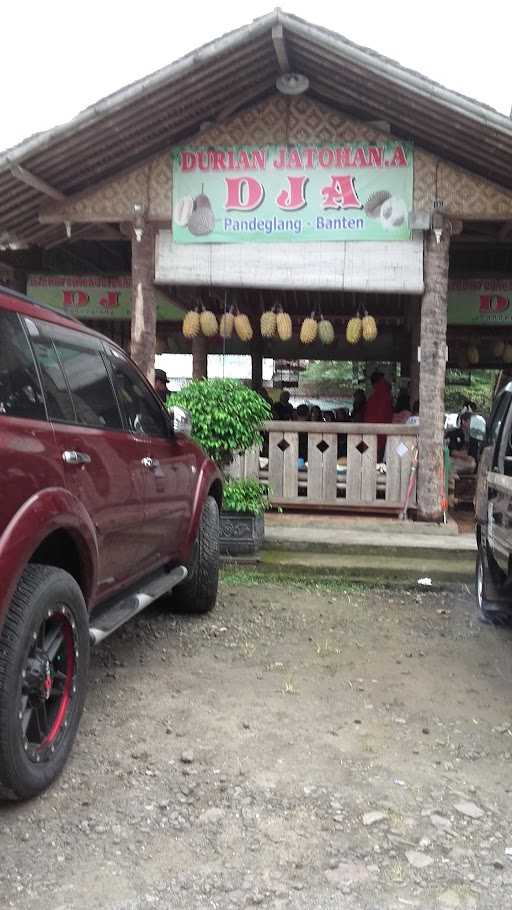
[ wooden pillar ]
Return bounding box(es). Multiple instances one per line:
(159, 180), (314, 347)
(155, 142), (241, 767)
(251, 338), (263, 390)
(131, 223), (156, 383)
(409, 298), (421, 405)
(192, 335), (208, 379)
(417, 226), (450, 522)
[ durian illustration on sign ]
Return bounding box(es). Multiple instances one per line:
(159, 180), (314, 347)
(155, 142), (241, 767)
(379, 195), (407, 230)
(187, 187), (215, 236)
(364, 190), (407, 230)
(174, 195), (194, 227)
(364, 190), (391, 218)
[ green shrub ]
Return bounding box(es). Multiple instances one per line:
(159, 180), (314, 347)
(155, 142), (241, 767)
(171, 379), (271, 467)
(222, 479), (270, 515)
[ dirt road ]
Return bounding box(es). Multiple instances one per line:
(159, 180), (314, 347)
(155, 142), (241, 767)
(2, 577), (512, 909)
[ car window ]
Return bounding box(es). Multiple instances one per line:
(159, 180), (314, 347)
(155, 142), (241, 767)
(106, 347), (168, 438)
(31, 321), (122, 430)
(0, 310), (46, 421)
(493, 393), (512, 475)
(24, 319), (76, 424)
(488, 391), (511, 448)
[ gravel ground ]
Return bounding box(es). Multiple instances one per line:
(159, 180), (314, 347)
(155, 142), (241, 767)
(1, 577), (512, 909)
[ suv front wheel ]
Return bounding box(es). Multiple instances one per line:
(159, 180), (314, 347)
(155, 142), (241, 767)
(476, 545), (511, 627)
(0, 565), (89, 800)
(172, 495), (220, 615)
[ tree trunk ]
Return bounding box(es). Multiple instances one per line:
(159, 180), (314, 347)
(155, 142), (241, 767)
(130, 223), (156, 383)
(251, 337), (263, 390)
(417, 229), (450, 521)
(192, 335), (208, 379)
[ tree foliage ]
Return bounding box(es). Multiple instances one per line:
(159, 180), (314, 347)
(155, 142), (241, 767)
(444, 369), (497, 414)
(171, 379), (271, 467)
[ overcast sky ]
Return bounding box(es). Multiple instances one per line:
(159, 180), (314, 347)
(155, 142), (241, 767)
(1, 0), (510, 152)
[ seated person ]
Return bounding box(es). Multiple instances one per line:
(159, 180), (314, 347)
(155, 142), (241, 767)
(393, 391), (412, 424)
(335, 408), (349, 458)
(406, 400), (419, 425)
(295, 403), (310, 462)
(272, 389), (294, 420)
(446, 413), (476, 475)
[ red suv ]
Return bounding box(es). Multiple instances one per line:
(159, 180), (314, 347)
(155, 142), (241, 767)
(0, 287), (222, 800)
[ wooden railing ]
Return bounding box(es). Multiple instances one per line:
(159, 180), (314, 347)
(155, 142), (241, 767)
(228, 421), (418, 513)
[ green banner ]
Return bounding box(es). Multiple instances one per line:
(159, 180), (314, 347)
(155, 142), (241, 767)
(448, 279), (512, 324)
(172, 142), (413, 244)
(27, 275), (184, 321)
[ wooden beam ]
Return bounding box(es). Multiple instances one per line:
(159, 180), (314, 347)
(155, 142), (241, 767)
(9, 163), (66, 201)
(272, 24), (290, 73)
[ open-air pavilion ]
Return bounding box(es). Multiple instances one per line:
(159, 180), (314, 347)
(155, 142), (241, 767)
(2, 11), (512, 519)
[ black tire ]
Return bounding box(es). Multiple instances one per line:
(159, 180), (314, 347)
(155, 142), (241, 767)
(0, 564), (89, 800)
(172, 495), (220, 615)
(476, 546), (511, 627)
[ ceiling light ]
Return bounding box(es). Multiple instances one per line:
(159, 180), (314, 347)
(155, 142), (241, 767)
(276, 73), (309, 96)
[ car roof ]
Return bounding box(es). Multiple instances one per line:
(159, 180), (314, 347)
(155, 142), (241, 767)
(0, 284), (118, 349)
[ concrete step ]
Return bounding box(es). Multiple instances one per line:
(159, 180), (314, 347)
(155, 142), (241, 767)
(264, 526), (476, 560)
(258, 548), (475, 584)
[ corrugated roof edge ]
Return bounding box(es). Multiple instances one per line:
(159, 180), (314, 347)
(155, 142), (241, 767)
(282, 11), (508, 119)
(2, 8), (512, 174)
(0, 10), (278, 171)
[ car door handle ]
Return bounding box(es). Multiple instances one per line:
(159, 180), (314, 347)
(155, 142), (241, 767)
(62, 450), (91, 465)
(141, 457), (160, 470)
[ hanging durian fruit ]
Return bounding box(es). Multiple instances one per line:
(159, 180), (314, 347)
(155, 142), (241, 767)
(182, 308), (200, 339)
(503, 343), (512, 364)
(466, 344), (479, 366)
(300, 312), (318, 344)
(276, 306), (292, 341)
(494, 339), (505, 359)
(219, 307), (234, 339)
(234, 312), (253, 342)
(346, 315), (362, 345)
(200, 308), (218, 338)
(260, 309), (277, 338)
(362, 310), (378, 342)
(318, 318), (335, 345)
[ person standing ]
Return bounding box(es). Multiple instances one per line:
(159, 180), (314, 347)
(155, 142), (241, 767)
(364, 371), (394, 461)
(154, 368), (170, 403)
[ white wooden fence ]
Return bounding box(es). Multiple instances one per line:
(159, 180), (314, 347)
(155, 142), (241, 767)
(228, 421), (418, 513)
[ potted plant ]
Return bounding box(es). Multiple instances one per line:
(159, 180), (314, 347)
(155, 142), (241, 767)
(170, 379), (271, 553)
(220, 478), (270, 555)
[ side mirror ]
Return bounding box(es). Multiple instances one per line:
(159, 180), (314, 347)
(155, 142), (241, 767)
(170, 406), (192, 436)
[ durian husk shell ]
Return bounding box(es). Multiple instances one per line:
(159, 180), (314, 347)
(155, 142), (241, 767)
(346, 316), (362, 345)
(219, 312), (234, 339)
(183, 310), (200, 339)
(234, 313), (253, 342)
(318, 319), (335, 345)
(362, 314), (378, 342)
(276, 311), (292, 341)
(260, 310), (277, 338)
(200, 309), (218, 337)
(503, 344), (512, 364)
(300, 317), (318, 344)
(466, 345), (479, 366)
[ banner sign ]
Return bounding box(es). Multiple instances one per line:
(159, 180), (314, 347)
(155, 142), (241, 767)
(172, 142), (413, 244)
(27, 275), (184, 321)
(448, 278), (512, 325)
